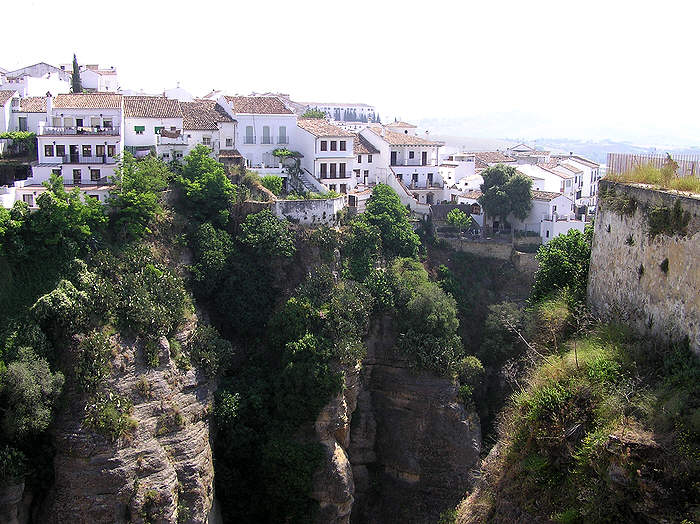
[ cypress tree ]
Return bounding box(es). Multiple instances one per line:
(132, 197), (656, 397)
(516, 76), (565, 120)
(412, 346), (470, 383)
(71, 54), (82, 93)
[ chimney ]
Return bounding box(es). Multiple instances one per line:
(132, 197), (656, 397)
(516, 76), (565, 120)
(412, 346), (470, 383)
(46, 91), (53, 120)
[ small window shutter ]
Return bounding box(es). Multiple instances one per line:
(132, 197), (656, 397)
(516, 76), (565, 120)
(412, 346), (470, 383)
(135, 125), (145, 132)
(155, 127), (163, 134)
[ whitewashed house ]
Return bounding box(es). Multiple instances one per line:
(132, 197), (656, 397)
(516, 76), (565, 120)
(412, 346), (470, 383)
(0, 63), (71, 97)
(297, 118), (355, 194)
(124, 96), (183, 158)
(516, 164), (575, 200)
(12, 92), (125, 206)
(215, 96), (297, 175)
(352, 133), (381, 186)
(555, 155), (601, 207)
(80, 65), (119, 92)
(180, 99), (237, 163)
(11, 96), (47, 133)
(454, 190), (485, 227)
(0, 91), (17, 133)
(508, 191), (585, 242)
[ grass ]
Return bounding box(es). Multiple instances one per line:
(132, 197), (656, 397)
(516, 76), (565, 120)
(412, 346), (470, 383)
(606, 164), (700, 194)
(457, 316), (700, 524)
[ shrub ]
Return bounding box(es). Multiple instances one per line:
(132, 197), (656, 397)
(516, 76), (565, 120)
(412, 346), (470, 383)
(238, 210), (296, 258)
(74, 330), (112, 393)
(0, 446), (26, 485)
(363, 184), (420, 258)
(189, 222), (234, 297)
(260, 175), (283, 196)
(188, 325), (234, 376)
(0, 348), (64, 441)
(83, 391), (136, 441)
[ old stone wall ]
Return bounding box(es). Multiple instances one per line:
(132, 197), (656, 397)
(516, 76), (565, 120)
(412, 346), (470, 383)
(439, 237), (513, 260)
(274, 196), (345, 226)
(588, 181), (700, 354)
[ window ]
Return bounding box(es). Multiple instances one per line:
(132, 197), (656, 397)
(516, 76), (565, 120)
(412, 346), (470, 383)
(107, 145), (116, 157)
(82, 145), (92, 157)
(412, 173), (418, 183)
(339, 163), (346, 177)
(320, 163), (327, 177)
(22, 194), (34, 206)
(357, 155), (362, 163)
(367, 154), (372, 163)
(409, 151), (415, 159)
(90, 169), (101, 181)
(278, 126), (287, 144)
(262, 126), (271, 144)
(321, 140), (327, 151)
(340, 184), (347, 193)
(103, 119), (113, 129)
(364, 170), (369, 176)
(18, 117), (27, 131)
(162, 152), (170, 159)
(52, 117), (61, 127)
(56, 145), (65, 157)
(88, 194), (100, 201)
(397, 173), (403, 181)
(134, 125), (145, 134)
(354, 169), (360, 177)
(226, 138), (233, 147)
(73, 169), (82, 183)
(155, 126), (164, 134)
(91, 117), (100, 127)
(175, 152), (183, 159)
(245, 126), (254, 144)
(76, 118), (84, 127)
(329, 184), (336, 192)
(202, 136), (211, 146)
(330, 141), (337, 151)
(340, 141), (346, 151)
(51, 168), (61, 176)
(44, 145), (54, 157)
(95, 145), (105, 157)
(64, 117), (74, 127)
(330, 163), (337, 178)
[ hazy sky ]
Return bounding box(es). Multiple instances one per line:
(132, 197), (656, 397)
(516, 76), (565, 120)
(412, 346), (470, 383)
(2, 0), (698, 144)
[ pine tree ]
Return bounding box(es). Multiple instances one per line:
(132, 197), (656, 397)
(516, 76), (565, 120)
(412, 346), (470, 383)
(71, 54), (82, 93)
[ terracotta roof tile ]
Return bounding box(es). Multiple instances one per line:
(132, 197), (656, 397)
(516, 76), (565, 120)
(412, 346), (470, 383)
(218, 149), (242, 158)
(16, 96), (45, 112)
(181, 99), (234, 130)
(223, 95), (292, 114)
(353, 133), (379, 154)
(124, 96), (182, 118)
(532, 190), (564, 201)
(53, 93), (122, 109)
(387, 121), (416, 128)
(467, 151), (516, 164)
(367, 126), (441, 146)
(297, 118), (354, 137)
(0, 91), (17, 106)
(460, 190), (483, 199)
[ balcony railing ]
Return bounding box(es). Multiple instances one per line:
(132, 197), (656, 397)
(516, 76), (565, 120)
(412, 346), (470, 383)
(261, 137), (273, 144)
(244, 137), (256, 144)
(63, 155), (116, 165)
(390, 161), (437, 167)
(277, 136), (289, 144)
(41, 125), (121, 136)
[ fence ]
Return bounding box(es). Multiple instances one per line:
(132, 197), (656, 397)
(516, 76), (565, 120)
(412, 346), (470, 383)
(607, 152), (700, 177)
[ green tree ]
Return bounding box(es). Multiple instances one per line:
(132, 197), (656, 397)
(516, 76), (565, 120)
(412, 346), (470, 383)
(71, 54), (82, 93)
(300, 108), (325, 119)
(531, 226), (593, 305)
(178, 145), (236, 226)
(363, 184), (420, 257)
(108, 153), (170, 238)
(447, 208), (474, 247)
(238, 209), (295, 258)
(479, 164), (532, 226)
(260, 175), (283, 196)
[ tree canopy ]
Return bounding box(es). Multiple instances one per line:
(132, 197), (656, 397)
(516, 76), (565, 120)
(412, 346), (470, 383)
(479, 164), (532, 224)
(362, 184), (420, 258)
(300, 108), (325, 119)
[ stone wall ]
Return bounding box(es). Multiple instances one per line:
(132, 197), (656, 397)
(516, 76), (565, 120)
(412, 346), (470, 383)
(588, 180), (700, 354)
(440, 237), (513, 260)
(274, 196), (345, 226)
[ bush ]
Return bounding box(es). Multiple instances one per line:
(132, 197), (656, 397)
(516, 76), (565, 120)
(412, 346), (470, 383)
(83, 391), (136, 441)
(73, 330), (112, 393)
(363, 184), (420, 258)
(238, 210), (296, 258)
(189, 222), (234, 297)
(0, 446), (26, 484)
(188, 325), (234, 376)
(0, 348), (64, 441)
(260, 175), (283, 196)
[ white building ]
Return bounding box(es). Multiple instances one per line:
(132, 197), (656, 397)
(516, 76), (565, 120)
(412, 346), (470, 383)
(0, 91), (17, 133)
(11, 96), (47, 133)
(13, 92), (125, 207)
(180, 99), (237, 163)
(352, 133), (381, 186)
(303, 101), (376, 122)
(163, 85), (194, 102)
(555, 155), (601, 207)
(80, 65), (119, 92)
(509, 191), (585, 242)
(516, 164), (575, 201)
(297, 118), (355, 194)
(124, 96), (183, 157)
(505, 143), (551, 165)
(218, 95), (297, 174)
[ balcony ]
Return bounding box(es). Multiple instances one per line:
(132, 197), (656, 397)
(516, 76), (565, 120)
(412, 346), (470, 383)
(63, 155), (117, 165)
(277, 136), (289, 144)
(40, 125), (121, 136)
(243, 137), (256, 144)
(390, 160), (437, 167)
(260, 137), (273, 145)
(407, 182), (444, 190)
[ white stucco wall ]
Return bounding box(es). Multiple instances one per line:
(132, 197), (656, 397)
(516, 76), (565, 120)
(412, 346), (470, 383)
(125, 117), (183, 148)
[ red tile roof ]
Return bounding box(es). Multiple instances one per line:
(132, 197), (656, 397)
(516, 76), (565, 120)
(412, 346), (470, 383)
(223, 95), (292, 114)
(124, 96), (182, 118)
(467, 151), (516, 164)
(53, 93), (122, 109)
(181, 100), (234, 130)
(387, 121), (417, 128)
(532, 190), (565, 201)
(218, 149), (242, 158)
(0, 90), (16, 106)
(17, 96), (45, 112)
(367, 126), (441, 146)
(297, 118), (354, 137)
(353, 133), (379, 154)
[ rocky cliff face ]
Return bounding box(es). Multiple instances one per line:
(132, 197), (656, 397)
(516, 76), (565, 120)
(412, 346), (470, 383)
(312, 316), (482, 524)
(40, 326), (216, 524)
